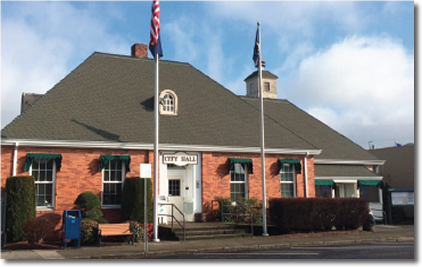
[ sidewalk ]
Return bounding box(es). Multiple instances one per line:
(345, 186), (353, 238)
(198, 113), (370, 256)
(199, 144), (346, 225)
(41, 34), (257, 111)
(1, 225), (414, 259)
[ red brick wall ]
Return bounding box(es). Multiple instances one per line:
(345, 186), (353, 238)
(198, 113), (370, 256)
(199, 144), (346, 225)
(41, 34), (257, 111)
(1, 145), (151, 228)
(201, 152), (315, 210)
(1, 145), (315, 228)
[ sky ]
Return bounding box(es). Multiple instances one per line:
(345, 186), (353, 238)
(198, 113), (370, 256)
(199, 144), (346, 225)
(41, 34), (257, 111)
(1, 1), (415, 150)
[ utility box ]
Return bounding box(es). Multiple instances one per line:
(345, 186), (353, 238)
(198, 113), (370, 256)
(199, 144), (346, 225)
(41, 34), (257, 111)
(62, 210), (81, 249)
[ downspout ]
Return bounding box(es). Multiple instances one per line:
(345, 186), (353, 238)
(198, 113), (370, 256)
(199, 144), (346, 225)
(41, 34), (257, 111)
(12, 142), (19, 176)
(304, 152), (309, 198)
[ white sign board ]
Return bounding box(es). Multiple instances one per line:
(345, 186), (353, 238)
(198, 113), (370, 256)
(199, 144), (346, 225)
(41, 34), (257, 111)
(391, 191), (414, 205)
(140, 163), (152, 178)
(163, 152), (198, 166)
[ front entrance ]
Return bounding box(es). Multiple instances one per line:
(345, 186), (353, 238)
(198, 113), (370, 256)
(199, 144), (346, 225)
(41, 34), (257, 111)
(159, 152), (202, 222)
(167, 169), (188, 222)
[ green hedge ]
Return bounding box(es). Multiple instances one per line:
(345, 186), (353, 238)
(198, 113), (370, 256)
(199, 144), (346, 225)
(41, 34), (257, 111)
(121, 177), (152, 223)
(269, 198), (369, 233)
(5, 176), (36, 242)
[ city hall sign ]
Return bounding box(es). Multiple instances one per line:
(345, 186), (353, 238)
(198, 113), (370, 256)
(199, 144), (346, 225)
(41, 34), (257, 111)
(162, 152), (198, 166)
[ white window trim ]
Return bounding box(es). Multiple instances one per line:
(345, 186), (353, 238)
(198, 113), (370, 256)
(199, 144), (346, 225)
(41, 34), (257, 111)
(280, 164), (296, 197)
(159, 89), (178, 116)
(29, 160), (56, 210)
(230, 164), (248, 200)
(102, 161), (125, 209)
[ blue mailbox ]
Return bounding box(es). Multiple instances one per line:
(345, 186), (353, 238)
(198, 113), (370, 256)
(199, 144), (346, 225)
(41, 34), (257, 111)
(62, 210), (81, 250)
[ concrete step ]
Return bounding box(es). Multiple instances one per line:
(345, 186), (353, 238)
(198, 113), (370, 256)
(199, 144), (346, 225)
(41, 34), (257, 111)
(167, 222), (252, 241)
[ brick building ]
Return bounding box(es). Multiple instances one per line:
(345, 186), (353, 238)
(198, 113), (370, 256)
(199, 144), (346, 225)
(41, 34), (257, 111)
(1, 44), (384, 224)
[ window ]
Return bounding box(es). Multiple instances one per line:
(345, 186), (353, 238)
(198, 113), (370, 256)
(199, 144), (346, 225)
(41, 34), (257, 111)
(230, 163), (248, 201)
(264, 82), (271, 92)
(31, 158), (56, 209)
(102, 160), (125, 207)
(335, 183), (356, 198)
(169, 179), (181, 196)
(316, 185), (332, 198)
(159, 89), (178, 115)
(280, 163), (296, 197)
(360, 186), (380, 202)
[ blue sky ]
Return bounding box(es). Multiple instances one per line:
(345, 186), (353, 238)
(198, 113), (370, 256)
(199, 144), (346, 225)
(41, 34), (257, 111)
(1, 1), (415, 149)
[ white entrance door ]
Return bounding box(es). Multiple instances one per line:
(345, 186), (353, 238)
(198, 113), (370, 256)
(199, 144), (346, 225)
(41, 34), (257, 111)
(167, 171), (186, 222)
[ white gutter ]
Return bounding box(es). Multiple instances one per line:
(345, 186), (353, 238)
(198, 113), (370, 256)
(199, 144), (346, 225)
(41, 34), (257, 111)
(1, 139), (322, 155)
(304, 152), (309, 198)
(315, 159), (385, 165)
(316, 176), (383, 181)
(12, 142), (19, 176)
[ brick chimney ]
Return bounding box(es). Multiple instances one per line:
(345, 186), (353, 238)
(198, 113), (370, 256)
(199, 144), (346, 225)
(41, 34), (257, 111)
(131, 43), (148, 58)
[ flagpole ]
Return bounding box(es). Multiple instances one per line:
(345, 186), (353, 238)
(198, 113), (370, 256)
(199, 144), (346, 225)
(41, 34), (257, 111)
(152, 52), (160, 242)
(257, 22), (269, 237)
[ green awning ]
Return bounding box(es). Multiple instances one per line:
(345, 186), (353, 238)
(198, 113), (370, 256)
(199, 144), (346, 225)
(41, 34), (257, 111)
(315, 179), (336, 187)
(99, 155), (131, 172)
(278, 159), (302, 174)
(24, 153), (63, 172)
(228, 158), (253, 174)
(358, 180), (383, 188)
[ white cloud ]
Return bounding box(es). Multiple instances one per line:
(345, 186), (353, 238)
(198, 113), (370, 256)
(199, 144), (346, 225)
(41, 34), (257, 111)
(165, 16), (227, 89)
(208, 1), (365, 37)
(1, 2), (129, 128)
(285, 35), (414, 148)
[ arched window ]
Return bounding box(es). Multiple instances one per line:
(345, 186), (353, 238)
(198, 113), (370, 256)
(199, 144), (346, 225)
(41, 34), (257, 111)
(159, 90), (178, 115)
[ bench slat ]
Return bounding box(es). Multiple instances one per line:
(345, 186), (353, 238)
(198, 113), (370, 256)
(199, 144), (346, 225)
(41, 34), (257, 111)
(98, 223), (132, 236)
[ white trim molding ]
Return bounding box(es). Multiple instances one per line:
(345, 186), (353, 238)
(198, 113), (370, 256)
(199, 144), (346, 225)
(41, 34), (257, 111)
(316, 176), (383, 181)
(1, 139), (322, 155)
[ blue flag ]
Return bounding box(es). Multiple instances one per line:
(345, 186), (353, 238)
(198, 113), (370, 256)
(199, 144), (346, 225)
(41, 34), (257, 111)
(149, 33), (163, 59)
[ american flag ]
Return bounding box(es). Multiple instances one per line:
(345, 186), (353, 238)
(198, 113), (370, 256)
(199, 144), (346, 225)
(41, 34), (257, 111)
(150, 0), (160, 47)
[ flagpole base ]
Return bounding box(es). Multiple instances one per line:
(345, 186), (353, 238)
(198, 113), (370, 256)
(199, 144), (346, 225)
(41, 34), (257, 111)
(262, 233), (269, 237)
(152, 238), (160, 242)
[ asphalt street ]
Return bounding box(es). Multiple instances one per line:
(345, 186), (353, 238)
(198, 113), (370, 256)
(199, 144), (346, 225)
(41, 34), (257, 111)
(145, 241), (414, 259)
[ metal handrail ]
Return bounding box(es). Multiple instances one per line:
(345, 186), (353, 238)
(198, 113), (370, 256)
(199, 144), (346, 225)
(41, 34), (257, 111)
(235, 201), (254, 236)
(214, 200), (258, 236)
(158, 203), (186, 240)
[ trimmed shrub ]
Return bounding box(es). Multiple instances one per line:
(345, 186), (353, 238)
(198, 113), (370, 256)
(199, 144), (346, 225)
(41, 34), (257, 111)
(74, 191), (108, 223)
(125, 220), (144, 242)
(6, 176), (36, 242)
(23, 216), (55, 244)
(80, 218), (98, 244)
(83, 208), (103, 220)
(121, 177), (153, 223)
(213, 197), (263, 224)
(269, 198), (368, 233)
(74, 191), (101, 210)
(95, 218), (109, 224)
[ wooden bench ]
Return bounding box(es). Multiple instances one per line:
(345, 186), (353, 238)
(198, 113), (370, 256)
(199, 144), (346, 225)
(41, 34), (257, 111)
(97, 223), (134, 247)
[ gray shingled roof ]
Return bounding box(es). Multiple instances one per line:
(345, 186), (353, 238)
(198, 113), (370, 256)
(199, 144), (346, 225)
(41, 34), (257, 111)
(315, 164), (379, 177)
(244, 70), (278, 81)
(1, 52), (316, 150)
(240, 97), (380, 161)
